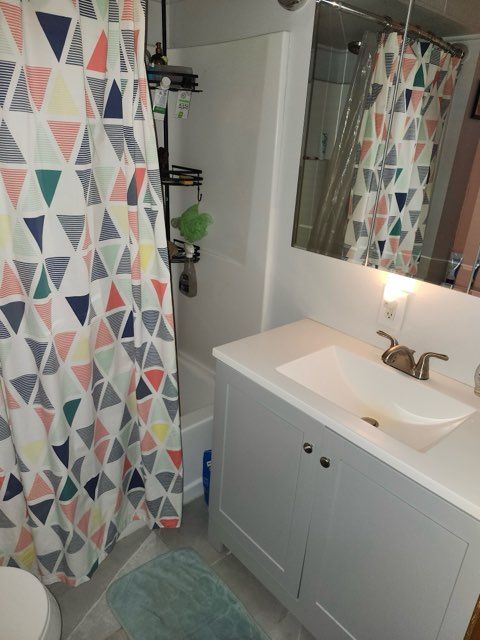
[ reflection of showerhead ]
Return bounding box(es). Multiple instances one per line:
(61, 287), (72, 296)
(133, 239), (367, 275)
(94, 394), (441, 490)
(348, 40), (362, 55)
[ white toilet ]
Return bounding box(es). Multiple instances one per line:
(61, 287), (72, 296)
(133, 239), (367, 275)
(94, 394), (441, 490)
(0, 567), (62, 639)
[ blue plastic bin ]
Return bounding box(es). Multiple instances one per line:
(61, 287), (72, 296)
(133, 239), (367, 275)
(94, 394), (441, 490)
(203, 449), (212, 505)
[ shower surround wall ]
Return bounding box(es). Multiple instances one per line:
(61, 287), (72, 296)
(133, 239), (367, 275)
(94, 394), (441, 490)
(148, 4), (289, 371)
(149, 0), (480, 388)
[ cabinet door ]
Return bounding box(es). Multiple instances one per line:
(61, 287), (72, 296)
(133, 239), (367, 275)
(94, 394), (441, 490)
(301, 429), (469, 640)
(209, 366), (317, 596)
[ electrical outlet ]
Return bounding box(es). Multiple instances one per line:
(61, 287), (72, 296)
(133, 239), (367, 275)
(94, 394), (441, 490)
(377, 287), (408, 331)
(382, 299), (397, 322)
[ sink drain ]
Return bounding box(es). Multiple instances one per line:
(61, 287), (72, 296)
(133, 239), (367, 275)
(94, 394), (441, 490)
(362, 416), (379, 428)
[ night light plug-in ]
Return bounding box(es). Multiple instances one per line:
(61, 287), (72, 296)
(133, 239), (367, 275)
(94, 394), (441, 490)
(377, 282), (409, 331)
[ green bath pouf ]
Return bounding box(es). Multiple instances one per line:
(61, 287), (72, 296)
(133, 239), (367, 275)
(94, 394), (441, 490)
(107, 548), (270, 639)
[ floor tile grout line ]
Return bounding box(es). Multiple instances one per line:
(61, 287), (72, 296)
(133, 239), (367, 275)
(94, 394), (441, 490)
(66, 528), (152, 640)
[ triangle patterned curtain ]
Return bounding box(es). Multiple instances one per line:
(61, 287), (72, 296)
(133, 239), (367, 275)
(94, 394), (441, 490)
(0, 0), (182, 585)
(343, 32), (461, 275)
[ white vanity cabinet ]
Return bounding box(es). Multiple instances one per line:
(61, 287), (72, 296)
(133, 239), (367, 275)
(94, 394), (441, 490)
(208, 362), (480, 640)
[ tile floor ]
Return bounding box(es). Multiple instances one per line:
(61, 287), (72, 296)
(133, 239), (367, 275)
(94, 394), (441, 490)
(49, 497), (315, 640)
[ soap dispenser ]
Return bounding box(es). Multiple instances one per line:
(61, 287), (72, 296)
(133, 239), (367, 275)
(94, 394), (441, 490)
(179, 243), (197, 298)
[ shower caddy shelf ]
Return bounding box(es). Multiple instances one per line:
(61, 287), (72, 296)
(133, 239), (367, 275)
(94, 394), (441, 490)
(162, 165), (203, 204)
(170, 239), (201, 264)
(151, 0), (204, 265)
(147, 66), (202, 93)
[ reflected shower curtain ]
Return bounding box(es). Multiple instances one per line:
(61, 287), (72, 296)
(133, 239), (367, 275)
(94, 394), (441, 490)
(307, 31), (378, 256)
(344, 33), (461, 274)
(0, 0), (182, 585)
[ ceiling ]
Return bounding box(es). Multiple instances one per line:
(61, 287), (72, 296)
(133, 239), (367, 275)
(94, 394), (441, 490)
(151, 0), (480, 35)
(316, 0), (480, 51)
(402, 0), (480, 34)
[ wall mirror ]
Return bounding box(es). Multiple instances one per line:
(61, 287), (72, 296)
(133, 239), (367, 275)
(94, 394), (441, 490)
(292, 0), (480, 295)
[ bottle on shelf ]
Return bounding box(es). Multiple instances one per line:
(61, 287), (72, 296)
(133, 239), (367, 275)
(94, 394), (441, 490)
(151, 42), (167, 67)
(179, 243), (197, 298)
(152, 76), (171, 121)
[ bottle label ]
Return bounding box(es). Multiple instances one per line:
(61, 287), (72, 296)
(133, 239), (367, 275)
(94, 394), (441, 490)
(152, 86), (169, 120)
(179, 272), (190, 294)
(175, 90), (192, 119)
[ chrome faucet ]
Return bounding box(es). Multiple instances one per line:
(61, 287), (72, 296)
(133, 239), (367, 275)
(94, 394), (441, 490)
(377, 330), (449, 380)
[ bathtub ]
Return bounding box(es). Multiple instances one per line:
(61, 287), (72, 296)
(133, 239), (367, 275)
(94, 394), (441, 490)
(177, 353), (215, 503)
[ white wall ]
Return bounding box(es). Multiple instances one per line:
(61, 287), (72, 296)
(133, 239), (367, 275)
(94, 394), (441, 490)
(146, 0), (163, 48)
(166, 34), (289, 367)
(149, 0), (480, 388)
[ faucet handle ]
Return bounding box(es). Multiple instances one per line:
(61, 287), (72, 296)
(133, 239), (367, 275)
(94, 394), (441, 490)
(414, 352), (449, 380)
(376, 330), (399, 349)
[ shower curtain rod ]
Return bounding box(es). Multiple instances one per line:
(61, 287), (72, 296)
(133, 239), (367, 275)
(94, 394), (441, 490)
(317, 0), (464, 58)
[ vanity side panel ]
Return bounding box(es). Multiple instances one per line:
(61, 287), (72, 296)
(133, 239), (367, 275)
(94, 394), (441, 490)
(208, 362), (320, 597)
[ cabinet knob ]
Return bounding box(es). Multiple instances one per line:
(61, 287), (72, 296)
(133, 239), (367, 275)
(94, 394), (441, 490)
(320, 456), (331, 469)
(303, 442), (313, 454)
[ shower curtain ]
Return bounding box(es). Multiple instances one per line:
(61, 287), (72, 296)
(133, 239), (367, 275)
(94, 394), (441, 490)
(0, 0), (182, 585)
(343, 32), (461, 274)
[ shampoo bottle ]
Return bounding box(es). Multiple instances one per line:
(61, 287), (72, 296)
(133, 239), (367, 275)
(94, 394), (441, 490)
(152, 76), (171, 121)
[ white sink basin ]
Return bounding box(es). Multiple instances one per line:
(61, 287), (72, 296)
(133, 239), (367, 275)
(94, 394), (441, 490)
(277, 346), (476, 452)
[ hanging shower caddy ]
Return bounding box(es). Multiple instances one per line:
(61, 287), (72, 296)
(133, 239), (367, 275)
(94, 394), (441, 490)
(147, 0), (204, 263)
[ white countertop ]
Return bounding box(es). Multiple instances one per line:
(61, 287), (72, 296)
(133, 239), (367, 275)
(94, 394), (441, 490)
(213, 319), (480, 522)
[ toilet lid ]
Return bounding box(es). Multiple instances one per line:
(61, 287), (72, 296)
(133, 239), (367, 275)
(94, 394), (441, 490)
(0, 567), (49, 639)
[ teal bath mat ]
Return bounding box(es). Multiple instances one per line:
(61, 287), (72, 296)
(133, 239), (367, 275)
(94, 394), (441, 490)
(107, 548), (270, 640)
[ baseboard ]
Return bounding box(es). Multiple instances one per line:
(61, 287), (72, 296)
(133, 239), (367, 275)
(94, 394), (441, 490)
(184, 478), (205, 504)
